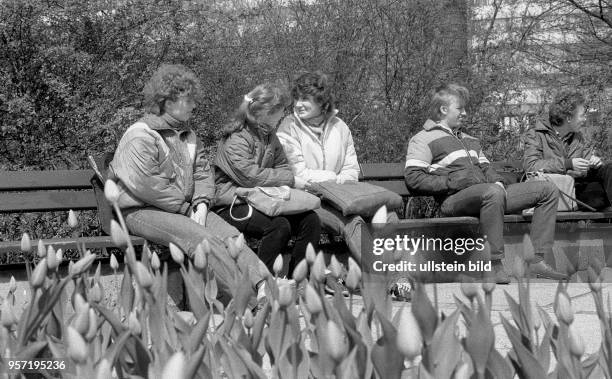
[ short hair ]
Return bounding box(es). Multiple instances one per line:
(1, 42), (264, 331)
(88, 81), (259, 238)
(222, 82), (291, 137)
(549, 91), (586, 127)
(143, 64), (201, 115)
(428, 84), (470, 121)
(291, 71), (335, 115)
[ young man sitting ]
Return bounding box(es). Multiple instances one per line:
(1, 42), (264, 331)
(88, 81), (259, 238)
(404, 84), (565, 283)
(523, 90), (612, 212)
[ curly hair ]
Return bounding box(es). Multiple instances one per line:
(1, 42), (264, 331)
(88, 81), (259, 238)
(142, 64), (202, 115)
(291, 71), (335, 115)
(549, 91), (586, 127)
(222, 82), (291, 138)
(428, 84), (469, 122)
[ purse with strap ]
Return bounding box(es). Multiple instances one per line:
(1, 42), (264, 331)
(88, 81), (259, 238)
(524, 172), (577, 211)
(229, 185), (321, 221)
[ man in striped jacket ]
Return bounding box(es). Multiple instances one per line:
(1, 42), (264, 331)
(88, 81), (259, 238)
(404, 84), (565, 283)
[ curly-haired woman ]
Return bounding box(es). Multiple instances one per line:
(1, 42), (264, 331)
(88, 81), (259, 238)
(107, 64), (267, 304)
(214, 83), (321, 277)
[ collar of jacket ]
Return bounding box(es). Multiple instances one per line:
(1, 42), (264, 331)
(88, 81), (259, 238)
(292, 109), (339, 139)
(245, 120), (272, 140)
(534, 117), (577, 141)
(139, 113), (186, 132)
(422, 119), (464, 137)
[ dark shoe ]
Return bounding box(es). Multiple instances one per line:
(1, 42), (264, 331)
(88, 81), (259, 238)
(492, 262), (511, 284)
(389, 278), (412, 301)
(529, 261), (567, 280)
(325, 277), (350, 297)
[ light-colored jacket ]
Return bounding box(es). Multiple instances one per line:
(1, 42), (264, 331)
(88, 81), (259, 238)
(277, 110), (359, 183)
(108, 114), (215, 215)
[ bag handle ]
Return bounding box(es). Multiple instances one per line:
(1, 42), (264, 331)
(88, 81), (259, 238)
(229, 194), (253, 221)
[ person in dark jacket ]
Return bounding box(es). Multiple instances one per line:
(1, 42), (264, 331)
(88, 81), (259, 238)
(214, 83), (321, 276)
(108, 64), (267, 307)
(404, 84), (564, 283)
(523, 90), (612, 211)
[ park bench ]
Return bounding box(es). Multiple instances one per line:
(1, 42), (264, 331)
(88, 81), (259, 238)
(0, 161), (145, 257)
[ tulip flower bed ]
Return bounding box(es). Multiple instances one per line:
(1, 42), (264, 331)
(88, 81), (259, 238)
(1, 185), (611, 378)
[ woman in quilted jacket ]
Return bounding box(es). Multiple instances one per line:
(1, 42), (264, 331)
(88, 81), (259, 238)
(108, 64), (267, 306)
(214, 83), (321, 277)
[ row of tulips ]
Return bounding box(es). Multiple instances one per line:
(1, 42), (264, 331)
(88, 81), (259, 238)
(0, 180), (610, 378)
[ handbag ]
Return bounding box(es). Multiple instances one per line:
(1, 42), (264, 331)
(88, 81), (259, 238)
(309, 181), (403, 217)
(524, 172), (577, 211)
(229, 185), (321, 221)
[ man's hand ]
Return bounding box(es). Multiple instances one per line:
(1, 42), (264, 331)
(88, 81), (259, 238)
(190, 203), (208, 226)
(294, 176), (311, 190)
(572, 158), (590, 173)
(589, 155), (603, 168)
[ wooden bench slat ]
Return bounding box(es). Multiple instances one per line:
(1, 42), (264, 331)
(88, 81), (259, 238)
(365, 180), (410, 196)
(0, 191), (98, 213)
(360, 163), (404, 180)
(0, 236), (146, 254)
(0, 170), (94, 191)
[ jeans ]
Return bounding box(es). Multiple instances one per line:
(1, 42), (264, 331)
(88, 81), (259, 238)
(124, 207), (265, 301)
(218, 206), (321, 276)
(315, 204), (399, 263)
(575, 162), (612, 210)
(440, 182), (559, 260)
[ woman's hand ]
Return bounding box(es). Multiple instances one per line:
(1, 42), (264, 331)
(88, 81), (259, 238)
(294, 176), (310, 190)
(190, 203), (208, 226)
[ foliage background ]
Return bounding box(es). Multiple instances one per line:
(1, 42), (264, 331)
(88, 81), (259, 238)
(1, 0), (611, 240)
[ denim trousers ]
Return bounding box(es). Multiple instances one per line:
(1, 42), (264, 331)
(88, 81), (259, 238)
(123, 207), (265, 302)
(218, 206), (321, 276)
(315, 204), (399, 263)
(440, 182), (559, 260)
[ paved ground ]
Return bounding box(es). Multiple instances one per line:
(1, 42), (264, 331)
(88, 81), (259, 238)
(0, 264), (609, 374)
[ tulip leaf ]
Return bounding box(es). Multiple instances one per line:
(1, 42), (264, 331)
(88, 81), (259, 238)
(371, 311), (404, 379)
(412, 282), (438, 344)
(337, 346), (359, 379)
(501, 317), (547, 379)
(464, 296), (494, 376)
(218, 337), (250, 378)
(120, 265), (134, 314)
(180, 267), (209, 319)
(188, 311), (211, 353)
(431, 310), (461, 379)
(486, 346), (515, 379)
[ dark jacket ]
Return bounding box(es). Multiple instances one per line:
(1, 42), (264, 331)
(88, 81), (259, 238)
(523, 118), (593, 174)
(109, 114), (215, 215)
(214, 124), (295, 207)
(404, 120), (504, 199)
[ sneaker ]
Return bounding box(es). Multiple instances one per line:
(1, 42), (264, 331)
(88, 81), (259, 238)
(492, 262), (511, 285)
(529, 261), (567, 280)
(324, 277), (350, 297)
(388, 278), (412, 301)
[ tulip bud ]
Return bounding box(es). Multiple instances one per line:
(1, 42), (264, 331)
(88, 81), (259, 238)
(304, 284), (322, 315)
(522, 234), (535, 264)
(109, 254), (119, 271)
(161, 352), (185, 379)
(396, 307), (423, 360)
(47, 246), (58, 271)
(461, 280), (478, 301)
(305, 243), (316, 265)
(37, 240), (46, 258)
(31, 258), (48, 289)
(292, 259), (308, 283)
(110, 220), (128, 248)
(329, 255), (342, 279)
(1, 299), (18, 327)
(193, 243), (207, 272)
(85, 308), (98, 341)
(70, 254), (96, 276)
(556, 292), (574, 325)
(72, 307), (90, 336)
(95, 359), (112, 379)
(311, 252), (326, 283)
(104, 179), (120, 204)
(532, 301), (541, 330)
(128, 311), (141, 335)
(569, 324), (584, 357)
(20, 233), (31, 253)
(345, 258), (361, 291)
(273, 255), (284, 276)
(371, 205), (388, 226)
(482, 280), (496, 294)
(8, 276), (16, 294)
(150, 252), (160, 271)
(243, 309), (254, 329)
(177, 311), (196, 325)
(278, 283), (293, 308)
(325, 320), (348, 362)
(73, 293), (88, 314)
(68, 210), (79, 229)
(66, 326), (88, 364)
(134, 262), (153, 289)
(56, 249), (63, 265)
(169, 243), (184, 265)
(454, 362), (470, 379)
(200, 239), (212, 255)
(258, 260), (271, 279)
(587, 267), (602, 292)
(90, 282), (103, 303)
(511, 256), (525, 279)
(227, 237), (240, 260)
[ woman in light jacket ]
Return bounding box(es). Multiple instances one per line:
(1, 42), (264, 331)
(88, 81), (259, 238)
(214, 83), (321, 276)
(108, 64), (266, 303)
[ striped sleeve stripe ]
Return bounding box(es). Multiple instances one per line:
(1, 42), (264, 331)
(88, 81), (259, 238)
(405, 159), (430, 168)
(479, 156), (490, 164)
